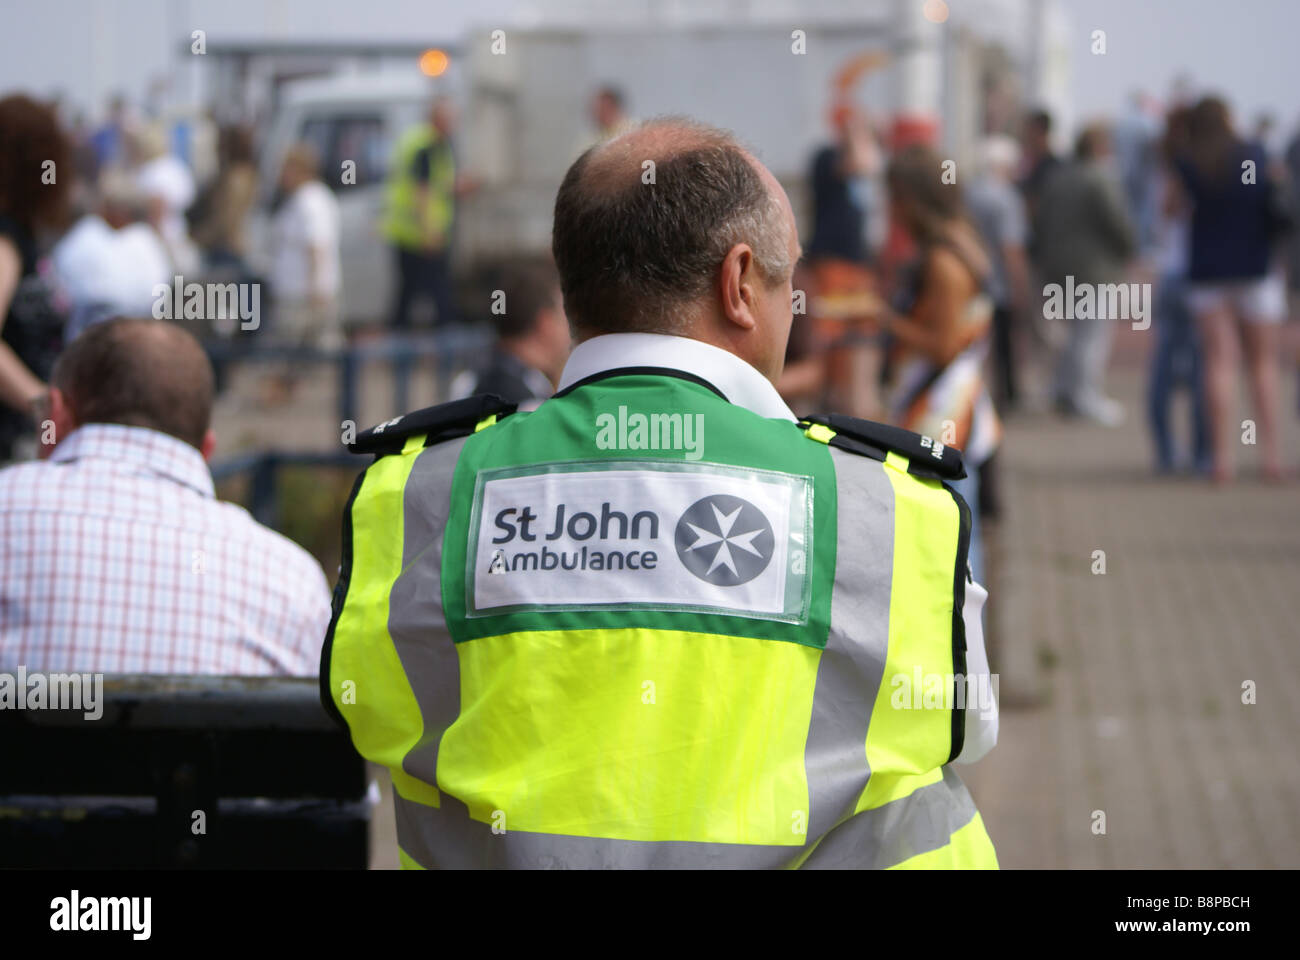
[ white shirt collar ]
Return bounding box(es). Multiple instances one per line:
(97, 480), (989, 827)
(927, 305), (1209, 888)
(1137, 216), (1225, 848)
(51, 423), (215, 498)
(557, 333), (797, 422)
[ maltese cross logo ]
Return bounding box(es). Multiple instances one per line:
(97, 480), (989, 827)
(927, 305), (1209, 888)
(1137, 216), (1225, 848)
(674, 494), (774, 586)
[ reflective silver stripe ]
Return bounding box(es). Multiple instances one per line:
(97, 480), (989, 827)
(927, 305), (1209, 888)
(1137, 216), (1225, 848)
(393, 768), (977, 869)
(388, 436), (468, 789)
(802, 448), (896, 845)
(801, 768), (979, 869)
(796, 449), (982, 868)
(394, 792), (791, 869)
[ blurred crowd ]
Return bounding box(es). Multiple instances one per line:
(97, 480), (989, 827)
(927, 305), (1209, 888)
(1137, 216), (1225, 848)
(785, 85), (1300, 513)
(0, 77), (1298, 674)
(0, 83), (625, 674)
(0, 85), (644, 461)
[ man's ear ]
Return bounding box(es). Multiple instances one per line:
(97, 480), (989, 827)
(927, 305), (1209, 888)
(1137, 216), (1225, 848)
(200, 428), (217, 463)
(44, 387), (77, 457)
(718, 243), (759, 332)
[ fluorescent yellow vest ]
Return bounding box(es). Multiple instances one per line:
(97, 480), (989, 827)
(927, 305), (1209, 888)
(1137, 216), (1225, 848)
(323, 378), (998, 869)
(382, 125), (455, 250)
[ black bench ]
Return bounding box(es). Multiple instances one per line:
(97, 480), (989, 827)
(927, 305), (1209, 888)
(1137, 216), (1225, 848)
(0, 675), (368, 869)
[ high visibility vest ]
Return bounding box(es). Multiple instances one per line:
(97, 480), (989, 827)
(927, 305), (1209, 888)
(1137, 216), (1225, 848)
(322, 370), (998, 869)
(382, 126), (455, 250)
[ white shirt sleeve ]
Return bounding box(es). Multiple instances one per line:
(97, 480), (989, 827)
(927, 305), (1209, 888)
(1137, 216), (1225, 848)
(300, 185), (335, 249)
(300, 184), (341, 298)
(952, 577), (999, 764)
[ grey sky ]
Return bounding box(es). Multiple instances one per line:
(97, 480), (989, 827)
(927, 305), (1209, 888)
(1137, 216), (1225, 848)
(2, 0), (1296, 137)
(1059, 0), (1300, 133)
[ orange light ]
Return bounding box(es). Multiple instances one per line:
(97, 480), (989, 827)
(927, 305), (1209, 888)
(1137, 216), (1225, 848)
(922, 0), (949, 24)
(419, 48), (449, 77)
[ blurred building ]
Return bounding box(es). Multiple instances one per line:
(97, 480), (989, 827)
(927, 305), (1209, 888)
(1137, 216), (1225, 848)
(456, 0), (1071, 266)
(30, 0), (1073, 324)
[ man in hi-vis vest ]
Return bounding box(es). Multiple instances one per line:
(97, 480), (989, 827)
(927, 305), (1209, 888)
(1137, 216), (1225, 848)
(324, 118), (1000, 869)
(384, 96), (460, 330)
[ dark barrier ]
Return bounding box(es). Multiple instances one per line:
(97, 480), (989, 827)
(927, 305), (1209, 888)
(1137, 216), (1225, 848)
(209, 450), (361, 529)
(202, 324), (492, 424)
(0, 675), (368, 869)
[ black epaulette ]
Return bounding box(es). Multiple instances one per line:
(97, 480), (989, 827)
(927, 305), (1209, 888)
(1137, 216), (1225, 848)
(349, 394), (518, 457)
(800, 413), (967, 481)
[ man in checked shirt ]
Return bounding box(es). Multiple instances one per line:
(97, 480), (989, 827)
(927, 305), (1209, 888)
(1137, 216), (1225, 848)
(0, 317), (331, 674)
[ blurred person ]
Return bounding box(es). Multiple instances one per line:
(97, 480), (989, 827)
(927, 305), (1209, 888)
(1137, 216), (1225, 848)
(0, 317), (331, 674)
(1017, 109), (1064, 369)
(574, 86), (636, 157)
(966, 135), (1030, 412)
(1253, 113), (1278, 161)
(191, 124), (259, 278)
(384, 95), (466, 330)
(590, 85), (633, 141)
(65, 109), (100, 188)
(88, 94), (131, 175)
(1168, 73), (1196, 111)
(0, 94), (70, 463)
(1285, 118), (1300, 294)
(131, 123), (199, 274)
(51, 169), (171, 340)
(776, 261), (827, 413)
(325, 118), (998, 869)
(1174, 96), (1290, 482)
(1017, 109), (1061, 247)
(269, 142), (342, 352)
(1147, 106), (1210, 475)
(1112, 91), (1162, 253)
(448, 259), (569, 406)
(175, 109), (218, 186)
(874, 145), (999, 585)
(802, 102), (886, 418)
(1035, 123), (1137, 425)
(806, 103), (882, 269)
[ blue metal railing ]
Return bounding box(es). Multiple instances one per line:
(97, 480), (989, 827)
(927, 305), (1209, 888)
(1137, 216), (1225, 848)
(203, 324), (492, 424)
(207, 325), (491, 528)
(210, 450), (361, 528)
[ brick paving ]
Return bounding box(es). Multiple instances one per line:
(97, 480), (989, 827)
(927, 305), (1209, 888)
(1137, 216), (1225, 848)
(963, 339), (1300, 868)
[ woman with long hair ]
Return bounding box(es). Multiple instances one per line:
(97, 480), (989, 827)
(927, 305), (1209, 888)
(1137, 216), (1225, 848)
(877, 145), (1000, 583)
(0, 94), (71, 460)
(1175, 96), (1289, 483)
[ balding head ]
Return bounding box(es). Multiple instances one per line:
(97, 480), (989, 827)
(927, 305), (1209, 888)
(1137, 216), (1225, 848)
(52, 317), (215, 451)
(552, 118), (799, 378)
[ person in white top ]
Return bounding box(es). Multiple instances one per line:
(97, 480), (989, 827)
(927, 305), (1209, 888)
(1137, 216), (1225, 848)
(131, 124), (199, 276)
(52, 171), (171, 340)
(269, 143), (342, 352)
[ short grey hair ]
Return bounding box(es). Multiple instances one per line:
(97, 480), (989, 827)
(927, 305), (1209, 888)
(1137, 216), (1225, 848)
(552, 117), (794, 336)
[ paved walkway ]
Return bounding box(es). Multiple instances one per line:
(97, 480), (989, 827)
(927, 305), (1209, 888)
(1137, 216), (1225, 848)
(963, 343), (1300, 868)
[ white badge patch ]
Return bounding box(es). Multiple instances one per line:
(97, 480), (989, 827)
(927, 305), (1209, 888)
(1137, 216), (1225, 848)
(466, 460), (813, 623)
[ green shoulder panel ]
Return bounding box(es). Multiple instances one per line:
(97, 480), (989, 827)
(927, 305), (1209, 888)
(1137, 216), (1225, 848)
(439, 374), (839, 651)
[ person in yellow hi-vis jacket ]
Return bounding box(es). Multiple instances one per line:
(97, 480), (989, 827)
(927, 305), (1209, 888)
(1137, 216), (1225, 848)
(383, 95), (469, 330)
(325, 118), (1000, 869)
